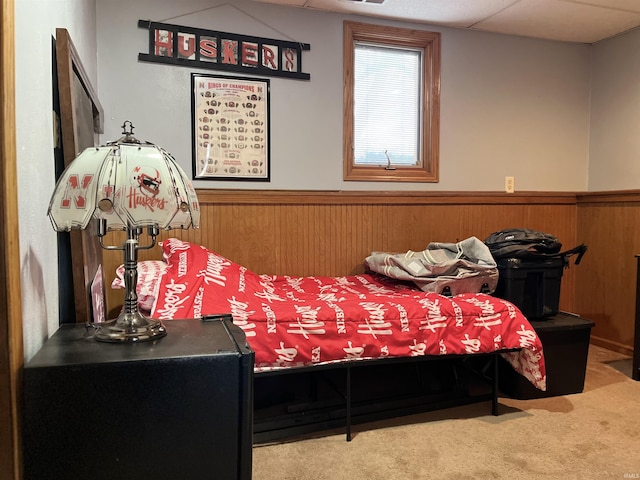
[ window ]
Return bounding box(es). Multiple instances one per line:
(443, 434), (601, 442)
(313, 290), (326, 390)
(343, 21), (440, 182)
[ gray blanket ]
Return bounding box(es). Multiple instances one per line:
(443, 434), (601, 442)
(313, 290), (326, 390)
(364, 236), (498, 295)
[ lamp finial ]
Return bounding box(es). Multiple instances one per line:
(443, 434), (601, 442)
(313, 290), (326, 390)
(116, 120), (141, 145)
(121, 120), (134, 135)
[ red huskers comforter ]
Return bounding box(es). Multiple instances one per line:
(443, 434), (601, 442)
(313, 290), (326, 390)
(151, 238), (546, 390)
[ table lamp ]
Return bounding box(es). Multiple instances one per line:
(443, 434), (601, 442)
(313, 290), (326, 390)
(47, 121), (200, 342)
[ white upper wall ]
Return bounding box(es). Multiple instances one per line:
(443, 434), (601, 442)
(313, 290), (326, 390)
(95, 0), (592, 192)
(15, 0), (98, 360)
(589, 27), (640, 191)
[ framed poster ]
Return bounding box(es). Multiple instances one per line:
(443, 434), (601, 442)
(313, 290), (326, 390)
(192, 73), (270, 181)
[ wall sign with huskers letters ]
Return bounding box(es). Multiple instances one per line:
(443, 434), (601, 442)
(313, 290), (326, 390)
(138, 20), (310, 80)
(192, 73), (270, 181)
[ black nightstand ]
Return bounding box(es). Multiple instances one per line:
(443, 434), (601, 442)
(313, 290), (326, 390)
(22, 317), (253, 480)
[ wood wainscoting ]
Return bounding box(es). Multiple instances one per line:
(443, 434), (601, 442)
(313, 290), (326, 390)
(102, 190), (578, 320)
(576, 191), (640, 355)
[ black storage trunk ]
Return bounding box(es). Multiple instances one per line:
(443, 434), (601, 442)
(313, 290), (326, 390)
(494, 255), (567, 319)
(499, 312), (594, 399)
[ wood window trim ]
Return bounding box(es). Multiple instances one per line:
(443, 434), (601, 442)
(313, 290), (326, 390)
(343, 21), (441, 183)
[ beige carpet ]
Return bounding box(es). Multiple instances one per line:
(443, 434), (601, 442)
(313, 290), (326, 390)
(252, 345), (640, 480)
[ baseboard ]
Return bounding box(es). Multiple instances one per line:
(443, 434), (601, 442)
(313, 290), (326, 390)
(590, 335), (633, 356)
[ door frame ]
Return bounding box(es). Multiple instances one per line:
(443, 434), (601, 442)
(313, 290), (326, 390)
(1, 0), (25, 479)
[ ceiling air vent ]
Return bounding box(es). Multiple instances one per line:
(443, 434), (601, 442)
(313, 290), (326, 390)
(344, 0), (386, 4)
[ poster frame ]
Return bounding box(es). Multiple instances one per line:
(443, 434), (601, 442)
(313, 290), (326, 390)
(191, 73), (270, 181)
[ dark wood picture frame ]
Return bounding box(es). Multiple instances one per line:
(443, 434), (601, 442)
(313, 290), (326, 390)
(55, 28), (104, 324)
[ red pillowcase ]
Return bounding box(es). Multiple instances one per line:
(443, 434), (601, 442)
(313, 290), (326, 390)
(151, 238), (263, 320)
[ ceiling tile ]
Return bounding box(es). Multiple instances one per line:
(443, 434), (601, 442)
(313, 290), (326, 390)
(570, 0), (640, 14)
(253, 0), (308, 5)
(473, 0), (640, 42)
(305, 0), (520, 28)
(251, 0), (640, 43)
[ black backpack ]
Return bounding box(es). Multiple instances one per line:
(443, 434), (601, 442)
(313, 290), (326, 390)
(484, 228), (586, 263)
(484, 228), (560, 258)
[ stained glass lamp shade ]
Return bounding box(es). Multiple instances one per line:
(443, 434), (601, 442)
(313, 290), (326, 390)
(48, 121), (200, 342)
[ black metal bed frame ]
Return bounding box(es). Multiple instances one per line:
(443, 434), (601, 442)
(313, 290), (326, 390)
(253, 348), (519, 443)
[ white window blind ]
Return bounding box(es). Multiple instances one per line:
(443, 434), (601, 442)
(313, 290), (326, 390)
(353, 42), (422, 167)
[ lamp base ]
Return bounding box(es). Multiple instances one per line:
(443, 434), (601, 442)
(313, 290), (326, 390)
(94, 311), (167, 343)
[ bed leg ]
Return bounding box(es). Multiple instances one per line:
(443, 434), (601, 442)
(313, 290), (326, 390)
(492, 353), (499, 416)
(346, 366), (352, 442)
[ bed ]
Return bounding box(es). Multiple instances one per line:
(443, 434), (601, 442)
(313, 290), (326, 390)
(116, 238), (547, 441)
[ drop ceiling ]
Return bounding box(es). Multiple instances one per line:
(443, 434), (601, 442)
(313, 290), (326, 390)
(252, 0), (640, 43)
